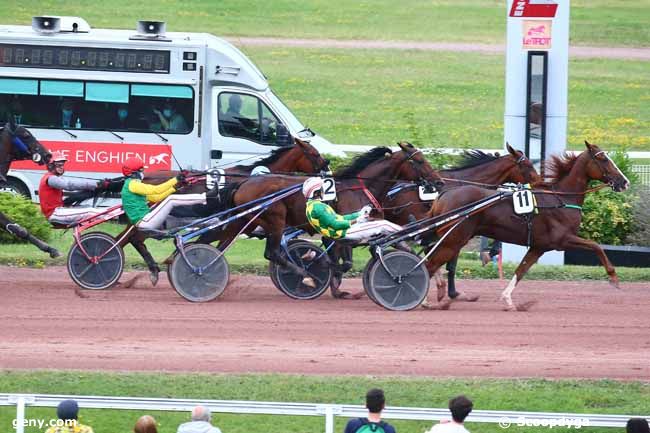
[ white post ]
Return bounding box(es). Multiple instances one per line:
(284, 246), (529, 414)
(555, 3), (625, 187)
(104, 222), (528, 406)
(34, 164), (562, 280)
(15, 396), (26, 433)
(324, 406), (335, 433)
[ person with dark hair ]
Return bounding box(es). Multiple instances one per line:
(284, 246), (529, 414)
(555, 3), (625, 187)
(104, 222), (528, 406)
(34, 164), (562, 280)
(45, 399), (94, 433)
(425, 395), (473, 433)
(343, 388), (396, 433)
(627, 418), (650, 433)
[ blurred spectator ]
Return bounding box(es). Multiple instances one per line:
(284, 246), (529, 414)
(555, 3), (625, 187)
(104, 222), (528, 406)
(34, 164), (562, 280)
(479, 236), (501, 267)
(44, 399), (94, 433)
(134, 415), (158, 433)
(627, 418), (650, 433)
(424, 395), (473, 433)
(343, 388), (396, 433)
(152, 101), (188, 133)
(177, 405), (222, 433)
(111, 104), (145, 131)
(60, 99), (76, 128)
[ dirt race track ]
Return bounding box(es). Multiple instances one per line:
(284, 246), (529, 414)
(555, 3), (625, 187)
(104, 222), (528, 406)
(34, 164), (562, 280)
(0, 266), (648, 380)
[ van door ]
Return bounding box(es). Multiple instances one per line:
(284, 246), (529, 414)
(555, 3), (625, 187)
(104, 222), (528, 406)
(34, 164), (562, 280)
(212, 89), (292, 166)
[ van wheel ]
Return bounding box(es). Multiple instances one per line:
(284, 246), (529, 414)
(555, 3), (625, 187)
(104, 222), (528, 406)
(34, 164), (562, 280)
(0, 178), (31, 199)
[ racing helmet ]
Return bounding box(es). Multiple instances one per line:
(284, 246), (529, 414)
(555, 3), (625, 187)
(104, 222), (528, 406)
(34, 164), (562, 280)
(47, 150), (67, 171)
(302, 177), (323, 199)
(122, 157), (146, 177)
(251, 165), (271, 176)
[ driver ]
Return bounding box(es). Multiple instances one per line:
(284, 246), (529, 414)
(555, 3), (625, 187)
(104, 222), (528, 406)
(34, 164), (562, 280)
(39, 151), (109, 226)
(303, 177), (402, 241)
(120, 157), (206, 237)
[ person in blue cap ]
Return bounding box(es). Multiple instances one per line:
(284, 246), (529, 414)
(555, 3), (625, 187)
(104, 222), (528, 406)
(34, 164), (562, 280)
(45, 399), (94, 433)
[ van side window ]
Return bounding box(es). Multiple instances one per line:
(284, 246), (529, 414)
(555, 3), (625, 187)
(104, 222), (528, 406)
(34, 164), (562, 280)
(218, 92), (285, 146)
(0, 78), (194, 134)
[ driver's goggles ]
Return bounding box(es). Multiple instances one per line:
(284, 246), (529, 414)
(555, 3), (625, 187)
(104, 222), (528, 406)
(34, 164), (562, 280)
(52, 161), (66, 168)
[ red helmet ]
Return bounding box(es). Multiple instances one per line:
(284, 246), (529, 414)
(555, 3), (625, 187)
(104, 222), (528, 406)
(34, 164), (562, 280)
(122, 157), (145, 176)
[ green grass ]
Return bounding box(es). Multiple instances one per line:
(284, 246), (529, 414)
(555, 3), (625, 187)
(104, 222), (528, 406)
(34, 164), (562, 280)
(0, 371), (649, 433)
(5, 1), (650, 46)
(242, 47), (650, 151)
(2, 223), (650, 282)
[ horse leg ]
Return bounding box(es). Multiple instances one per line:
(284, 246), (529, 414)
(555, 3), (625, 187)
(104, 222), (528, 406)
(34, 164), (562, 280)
(500, 248), (543, 311)
(3, 219), (60, 258)
(562, 235), (620, 289)
(446, 255), (479, 302)
(128, 231), (160, 286)
(326, 241), (356, 299)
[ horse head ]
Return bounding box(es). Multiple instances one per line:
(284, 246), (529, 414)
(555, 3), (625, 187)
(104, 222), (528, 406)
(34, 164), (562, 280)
(584, 141), (630, 192)
(505, 142), (541, 184)
(2, 121), (51, 166)
(294, 138), (330, 174)
(395, 141), (445, 191)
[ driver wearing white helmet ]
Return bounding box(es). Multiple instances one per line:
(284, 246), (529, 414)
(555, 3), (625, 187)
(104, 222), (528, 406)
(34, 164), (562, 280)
(303, 177), (402, 242)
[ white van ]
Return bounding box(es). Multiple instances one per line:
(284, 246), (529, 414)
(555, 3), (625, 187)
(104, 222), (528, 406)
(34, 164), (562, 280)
(0, 16), (338, 199)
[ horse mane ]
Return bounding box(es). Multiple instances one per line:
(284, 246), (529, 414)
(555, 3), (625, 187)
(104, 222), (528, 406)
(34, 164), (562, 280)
(334, 147), (393, 178)
(233, 146), (293, 170)
(444, 150), (499, 172)
(534, 152), (580, 187)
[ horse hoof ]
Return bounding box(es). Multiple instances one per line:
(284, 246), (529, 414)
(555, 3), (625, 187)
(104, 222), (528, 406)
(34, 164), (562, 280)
(609, 280), (621, 290)
(74, 287), (89, 299)
(436, 286), (446, 302)
(515, 300), (537, 312)
(49, 248), (61, 259)
(421, 300), (451, 310)
(452, 292), (480, 302)
(150, 272), (159, 287)
(302, 277), (316, 289)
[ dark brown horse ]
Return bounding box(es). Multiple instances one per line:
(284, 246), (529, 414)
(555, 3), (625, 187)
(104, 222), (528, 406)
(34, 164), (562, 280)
(381, 143), (540, 301)
(214, 142), (444, 294)
(0, 122), (57, 257)
(423, 142), (629, 311)
(114, 138), (330, 286)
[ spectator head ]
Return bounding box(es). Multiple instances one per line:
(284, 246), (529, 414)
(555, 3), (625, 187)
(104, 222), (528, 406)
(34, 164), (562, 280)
(162, 101), (175, 119)
(56, 399), (79, 421)
(134, 415), (158, 433)
(228, 94), (242, 113)
(449, 395), (473, 423)
(191, 405), (211, 422)
(365, 388), (386, 414)
(117, 104), (129, 121)
(627, 418), (650, 433)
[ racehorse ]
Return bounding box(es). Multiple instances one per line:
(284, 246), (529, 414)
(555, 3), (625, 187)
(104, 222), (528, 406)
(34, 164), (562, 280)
(211, 142), (444, 296)
(379, 143), (540, 302)
(422, 142), (629, 311)
(0, 121), (57, 257)
(110, 138), (330, 287)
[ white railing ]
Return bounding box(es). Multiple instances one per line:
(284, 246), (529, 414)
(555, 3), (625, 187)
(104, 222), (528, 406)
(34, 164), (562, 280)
(632, 165), (650, 186)
(1, 393), (646, 433)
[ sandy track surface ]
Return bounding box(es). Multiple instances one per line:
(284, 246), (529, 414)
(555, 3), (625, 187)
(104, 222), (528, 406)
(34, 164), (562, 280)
(228, 37), (650, 61)
(0, 266), (648, 379)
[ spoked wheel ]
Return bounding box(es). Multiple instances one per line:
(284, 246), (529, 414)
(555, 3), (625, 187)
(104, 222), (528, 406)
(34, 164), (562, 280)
(270, 240), (332, 300)
(169, 244), (229, 302)
(367, 250), (429, 311)
(67, 232), (124, 290)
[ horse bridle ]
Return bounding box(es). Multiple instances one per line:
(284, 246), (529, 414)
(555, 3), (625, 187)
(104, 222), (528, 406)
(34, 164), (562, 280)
(302, 146), (330, 173)
(589, 149), (617, 186)
(1, 127), (45, 164)
(402, 148), (441, 191)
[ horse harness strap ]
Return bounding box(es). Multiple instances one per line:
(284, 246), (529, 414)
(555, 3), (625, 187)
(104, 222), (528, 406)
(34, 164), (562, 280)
(356, 175), (383, 211)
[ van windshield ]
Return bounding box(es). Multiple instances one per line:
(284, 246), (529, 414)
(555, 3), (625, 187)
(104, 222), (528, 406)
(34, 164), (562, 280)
(266, 90), (313, 138)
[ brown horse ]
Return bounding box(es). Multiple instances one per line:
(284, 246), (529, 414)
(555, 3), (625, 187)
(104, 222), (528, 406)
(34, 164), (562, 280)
(369, 143), (540, 300)
(214, 142), (444, 293)
(423, 142), (629, 311)
(0, 122), (57, 257)
(113, 137), (330, 287)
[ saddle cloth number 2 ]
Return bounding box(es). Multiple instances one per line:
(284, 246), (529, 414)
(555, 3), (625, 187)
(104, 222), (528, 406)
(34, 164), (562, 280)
(322, 178), (337, 201)
(206, 168), (226, 190)
(513, 189), (534, 215)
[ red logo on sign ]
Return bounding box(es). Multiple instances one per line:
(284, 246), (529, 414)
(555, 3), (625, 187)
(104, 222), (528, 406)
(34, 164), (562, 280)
(509, 0), (558, 18)
(12, 141), (173, 173)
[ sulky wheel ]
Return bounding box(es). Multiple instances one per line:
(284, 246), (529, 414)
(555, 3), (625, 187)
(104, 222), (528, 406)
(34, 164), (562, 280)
(169, 244), (229, 302)
(367, 250), (429, 311)
(362, 256), (381, 306)
(67, 232), (124, 290)
(270, 240), (332, 300)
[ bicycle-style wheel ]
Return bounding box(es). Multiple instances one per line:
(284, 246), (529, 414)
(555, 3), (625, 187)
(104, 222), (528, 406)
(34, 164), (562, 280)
(67, 232), (124, 290)
(367, 250), (429, 311)
(169, 244), (229, 302)
(362, 256), (381, 306)
(270, 240), (332, 300)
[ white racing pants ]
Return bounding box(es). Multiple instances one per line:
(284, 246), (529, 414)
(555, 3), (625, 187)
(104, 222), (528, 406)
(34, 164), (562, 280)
(344, 219), (402, 241)
(137, 193), (207, 230)
(48, 207), (104, 225)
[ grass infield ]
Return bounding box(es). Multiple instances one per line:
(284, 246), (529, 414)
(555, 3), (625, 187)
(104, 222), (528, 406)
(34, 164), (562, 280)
(0, 371), (649, 433)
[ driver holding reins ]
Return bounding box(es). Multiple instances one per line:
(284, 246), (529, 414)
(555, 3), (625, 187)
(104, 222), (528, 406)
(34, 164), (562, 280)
(303, 177), (403, 241)
(39, 150), (109, 226)
(120, 157), (206, 237)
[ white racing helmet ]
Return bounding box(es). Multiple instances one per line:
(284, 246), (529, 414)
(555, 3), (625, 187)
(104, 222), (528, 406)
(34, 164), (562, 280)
(302, 177), (324, 199)
(251, 165), (271, 176)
